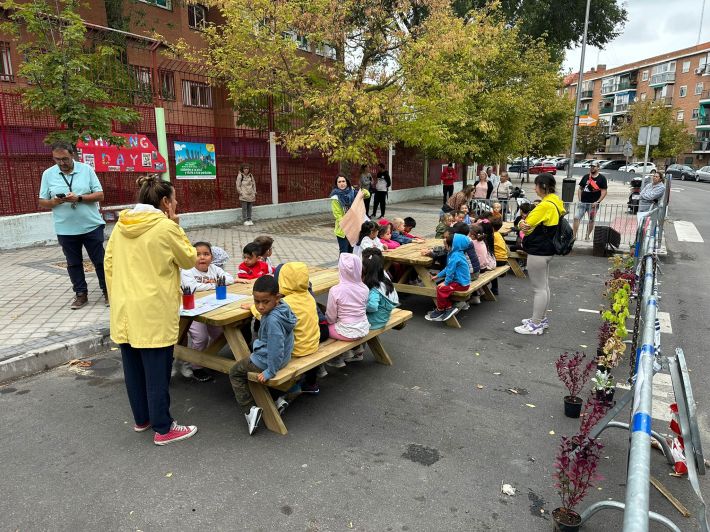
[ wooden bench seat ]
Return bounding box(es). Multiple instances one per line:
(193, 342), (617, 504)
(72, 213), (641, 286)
(246, 308), (413, 435)
(450, 265), (511, 301)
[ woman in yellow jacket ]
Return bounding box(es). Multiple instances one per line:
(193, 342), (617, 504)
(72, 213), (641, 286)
(515, 173), (565, 335)
(105, 176), (198, 446)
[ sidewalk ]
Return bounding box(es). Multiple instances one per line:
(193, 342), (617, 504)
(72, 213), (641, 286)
(0, 180), (631, 380)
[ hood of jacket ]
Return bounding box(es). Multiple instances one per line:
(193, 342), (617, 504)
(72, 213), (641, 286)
(451, 233), (469, 253)
(278, 262), (310, 296)
(376, 282), (399, 306)
(338, 253), (363, 284)
(266, 300), (298, 332)
(115, 204), (167, 239)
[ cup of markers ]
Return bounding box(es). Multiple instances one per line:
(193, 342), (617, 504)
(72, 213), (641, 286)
(215, 275), (227, 300)
(181, 284), (196, 310)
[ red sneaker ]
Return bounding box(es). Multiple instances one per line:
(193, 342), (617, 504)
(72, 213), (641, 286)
(134, 422), (151, 432)
(153, 421), (198, 446)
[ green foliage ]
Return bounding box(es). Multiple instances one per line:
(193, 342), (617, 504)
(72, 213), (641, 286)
(1, 0), (139, 146)
(617, 100), (695, 160)
(576, 124), (607, 158)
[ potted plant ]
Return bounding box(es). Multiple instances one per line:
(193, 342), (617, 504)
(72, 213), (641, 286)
(591, 370), (615, 405)
(555, 352), (596, 418)
(579, 395), (610, 437)
(596, 322), (612, 362)
(599, 333), (626, 370)
(552, 436), (604, 531)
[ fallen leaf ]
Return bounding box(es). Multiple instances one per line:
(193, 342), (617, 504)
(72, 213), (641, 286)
(475, 352), (480, 356)
(476, 384), (485, 389)
(68, 359), (93, 368)
(412, 386), (420, 390)
(493, 372), (501, 376)
(525, 403), (536, 408)
(580, 344), (588, 348)
(347, 521), (353, 529)
(165, 472), (173, 478)
(129, 511), (134, 516)
(110, 347), (118, 351)
(507, 388), (519, 395)
(501, 483), (516, 496)
(549, 430), (556, 435)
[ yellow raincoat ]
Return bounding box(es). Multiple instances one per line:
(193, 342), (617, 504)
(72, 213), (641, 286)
(105, 205), (197, 348)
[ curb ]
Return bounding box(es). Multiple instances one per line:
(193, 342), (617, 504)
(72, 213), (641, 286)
(0, 329), (111, 384)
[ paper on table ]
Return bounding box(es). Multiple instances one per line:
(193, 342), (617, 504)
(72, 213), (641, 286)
(180, 293), (249, 317)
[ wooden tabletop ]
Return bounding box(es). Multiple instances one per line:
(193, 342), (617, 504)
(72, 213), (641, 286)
(188, 267), (340, 326)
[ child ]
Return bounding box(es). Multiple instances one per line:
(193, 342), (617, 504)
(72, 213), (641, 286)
(210, 245), (230, 269)
(362, 248), (400, 330)
(435, 213), (454, 239)
(470, 224), (496, 272)
(491, 217), (509, 296)
(454, 210), (466, 224)
(514, 203), (534, 251)
(403, 217), (418, 239)
(492, 202), (503, 219)
(178, 241), (236, 382)
(391, 217), (423, 245)
(229, 275), (296, 435)
(354, 221), (385, 258)
(460, 204), (472, 225)
(325, 253), (371, 367)
(425, 233), (471, 323)
(253, 235), (275, 274)
(378, 223), (400, 249)
(238, 242), (270, 279)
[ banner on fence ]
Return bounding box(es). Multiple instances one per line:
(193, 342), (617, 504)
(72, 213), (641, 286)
(174, 141), (217, 179)
(77, 134), (167, 173)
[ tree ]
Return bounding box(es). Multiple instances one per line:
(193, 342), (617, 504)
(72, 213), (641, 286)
(0, 0), (138, 145)
(617, 101), (694, 161)
(575, 124), (607, 158)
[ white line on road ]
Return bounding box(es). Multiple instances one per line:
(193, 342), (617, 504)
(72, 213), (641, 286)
(674, 220), (704, 242)
(657, 311), (673, 334)
(578, 308), (600, 314)
(616, 373), (674, 422)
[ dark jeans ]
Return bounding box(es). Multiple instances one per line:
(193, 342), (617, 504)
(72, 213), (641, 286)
(337, 236), (353, 254)
(371, 191), (387, 218)
(492, 260), (508, 295)
(56, 225), (106, 295)
(443, 184), (454, 203)
(229, 358), (262, 414)
(363, 195), (371, 214)
(120, 344), (174, 434)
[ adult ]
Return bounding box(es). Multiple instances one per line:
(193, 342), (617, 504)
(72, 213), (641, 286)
(39, 142), (107, 310)
(371, 162), (391, 219)
(496, 171), (514, 217)
(487, 166), (500, 190)
(515, 173), (565, 335)
(331, 174), (367, 254)
(474, 170), (493, 200)
(441, 162), (457, 204)
(573, 162), (608, 240)
(359, 164), (373, 214)
(446, 185), (475, 213)
(105, 175), (198, 446)
(236, 163), (256, 226)
(638, 170), (666, 213)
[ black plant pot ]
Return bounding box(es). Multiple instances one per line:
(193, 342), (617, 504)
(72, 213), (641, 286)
(595, 388), (615, 405)
(552, 508), (581, 531)
(564, 395), (583, 418)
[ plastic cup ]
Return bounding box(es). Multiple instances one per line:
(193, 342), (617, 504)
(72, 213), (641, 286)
(182, 294), (195, 310)
(215, 285), (227, 300)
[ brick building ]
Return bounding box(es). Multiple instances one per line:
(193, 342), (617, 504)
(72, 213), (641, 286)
(563, 42), (710, 166)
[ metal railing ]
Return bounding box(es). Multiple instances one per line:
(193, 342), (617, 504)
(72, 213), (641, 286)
(580, 89), (594, 99)
(650, 71), (676, 85)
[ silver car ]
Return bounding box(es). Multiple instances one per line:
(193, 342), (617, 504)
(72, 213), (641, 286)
(696, 166), (710, 182)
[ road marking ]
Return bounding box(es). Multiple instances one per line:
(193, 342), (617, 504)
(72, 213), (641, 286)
(674, 221), (704, 242)
(616, 373), (674, 422)
(578, 308), (600, 314)
(657, 311), (672, 334)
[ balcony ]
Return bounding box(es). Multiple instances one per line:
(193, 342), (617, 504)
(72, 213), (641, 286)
(614, 103), (630, 113)
(697, 116), (710, 128)
(694, 139), (710, 152)
(605, 145), (625, 153)
(580, 107), (591, 115)
(654, 96), (673, 107)
(599, 99), (614, 114)
(699, 89), (710, 103)
(650, 71), (676, 86)
(600, 80), (637, 95)
(580, 89), (594, 99)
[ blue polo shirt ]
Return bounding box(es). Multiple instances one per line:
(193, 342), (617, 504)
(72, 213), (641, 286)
(39, 161), (105, 236)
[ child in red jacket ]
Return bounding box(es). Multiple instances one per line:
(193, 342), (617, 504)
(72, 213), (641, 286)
(238, 242), (270, 280)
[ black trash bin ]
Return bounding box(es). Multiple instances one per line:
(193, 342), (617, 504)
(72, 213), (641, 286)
(593, 225), (621, 257)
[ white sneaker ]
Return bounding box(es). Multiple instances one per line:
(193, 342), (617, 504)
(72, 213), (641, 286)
(243, 221), (250, 226)
(316, 365), (328, 378)
(246, 220), (254, 226)
(521, 317), (549, 329)
(179, 362), (194, 379)
(343, 350), (364, 362)
(276, 396), (288, 415)
(455, 301), (470, 310)
(514, 321), (545, 335)
(469, 295), (481, 305)
(326, 356), (346, 368)
(245, 405), (262, 435)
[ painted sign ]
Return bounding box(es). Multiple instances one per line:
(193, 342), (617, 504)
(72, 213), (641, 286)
(174, 141), (217, 179)
(578, 115), (598, 127)
(76, 134), (167, 173)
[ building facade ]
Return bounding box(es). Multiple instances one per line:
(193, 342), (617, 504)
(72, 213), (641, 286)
(563, 42), (710, 166)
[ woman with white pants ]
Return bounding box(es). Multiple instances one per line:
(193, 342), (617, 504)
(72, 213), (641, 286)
(515, 173), (565, 335)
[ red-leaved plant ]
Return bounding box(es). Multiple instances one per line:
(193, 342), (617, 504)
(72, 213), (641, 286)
(553, 436), (604, 514)
(555, 351), (597, 398)
(579, 395), (610, 437)
(597, 322), (612, 352)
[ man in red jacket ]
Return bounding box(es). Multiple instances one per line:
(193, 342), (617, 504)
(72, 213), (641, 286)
(441, 162), (457, 204)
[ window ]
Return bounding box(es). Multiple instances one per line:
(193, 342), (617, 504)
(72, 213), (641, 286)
(683, 61), (691, 73)
(696, 82), (704, 95)
(315, 43), (336, 60)
(283, 31), (310, 52)
(138, 0), (171, 9)
(0, 42), (13, 82)
(131, 65), (152, 103)
(642, 70), (649, 81)
(680, 85), (688, 97)
(159, 70), (175, 100)
(182, 80), (212, 108)
(693, 108), (699, 120)
(188, 4), (207, 29)
(677, 110), (685, 121)
(700, 56), (708, 68)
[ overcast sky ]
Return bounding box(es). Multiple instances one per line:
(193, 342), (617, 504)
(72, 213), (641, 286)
(563, 0), (710, 73)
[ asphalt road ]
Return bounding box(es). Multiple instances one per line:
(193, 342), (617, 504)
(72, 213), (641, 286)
(1, 194), (708, 530)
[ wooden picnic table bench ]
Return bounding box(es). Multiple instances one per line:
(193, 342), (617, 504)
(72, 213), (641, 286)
(383, 238), (510, 328)
(507, 250), (527, 279)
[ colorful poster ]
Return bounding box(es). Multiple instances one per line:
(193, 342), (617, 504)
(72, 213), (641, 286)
(76, 134), (166, 173)
(174, 141), (217, 179)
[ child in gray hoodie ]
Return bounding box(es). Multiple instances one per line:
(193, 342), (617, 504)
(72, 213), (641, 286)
(229, 275), (296, 435)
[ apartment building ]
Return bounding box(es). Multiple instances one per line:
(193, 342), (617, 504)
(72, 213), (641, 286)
(564, 42), (710, 166)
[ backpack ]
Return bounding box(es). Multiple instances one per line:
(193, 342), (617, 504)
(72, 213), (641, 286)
(545, 200), (575, 255)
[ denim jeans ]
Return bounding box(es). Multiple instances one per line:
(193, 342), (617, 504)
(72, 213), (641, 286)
(56, 224), (106, 295)
(241, 202), (253, 222)
(337, 236), (353, 254)
(120, 344), (174, 434)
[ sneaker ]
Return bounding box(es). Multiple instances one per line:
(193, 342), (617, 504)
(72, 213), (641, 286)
(134, 422), (151, 432)
(326, 356), (346, 368)
(276, 396), (289, 415)
(343, 351), (364, 362)
(246, 220), (254, 226)
(469, 295), (481, 305)
(70, 293), (88, 310)
(153, 421), (198, 446)
(425, 309), (446, 321)
(455, 301), (470, 311)
(103, 292), (110, 307)
(179, 363), (194, 379)
(243, 221), (250, 226)
(244, 405), (262, 435)
(521, 317), (549, 329)
(191, 368), (212, 382)
(439, 306), (460, 322)
(316, 365), (328, 378)
(301, 383), (320, 394)
(514, 321), (545, 335)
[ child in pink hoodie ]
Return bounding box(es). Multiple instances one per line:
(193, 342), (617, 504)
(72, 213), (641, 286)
(325, 253), (371, 366)
(378, 223), (400, 250)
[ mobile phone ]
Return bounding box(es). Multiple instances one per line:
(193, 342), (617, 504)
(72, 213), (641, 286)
(56, 193), (66, 199)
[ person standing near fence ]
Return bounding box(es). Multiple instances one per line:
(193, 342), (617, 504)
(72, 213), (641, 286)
(331, 174), (368, 254)
(360, 164), (373, 214)
(38, 142), (107, 310)
(236, 163), (256, 226)
(496, 171), (514, 218)
(371, 162), (391, 219)
(573, 162), (607, 240)
(474, 170), (493, 201)
(441, 162), (457, 204)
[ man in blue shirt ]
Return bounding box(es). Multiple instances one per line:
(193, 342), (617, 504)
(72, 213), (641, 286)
(39, 142), (107, 309)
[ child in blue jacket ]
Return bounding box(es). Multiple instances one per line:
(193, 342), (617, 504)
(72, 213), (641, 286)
(425, 233), (471, 323)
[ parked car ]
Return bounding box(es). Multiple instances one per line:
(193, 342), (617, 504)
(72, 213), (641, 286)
(696, 166), (710, 182)
(665, 164), (697, 181)
(573, 159), (594, 168)
(600, 160), (627, 170)
(619, 162), (657, 173)
(508, 161), (531, 173)
(529, 162), (557, 175)
(556, 158), (570, 170)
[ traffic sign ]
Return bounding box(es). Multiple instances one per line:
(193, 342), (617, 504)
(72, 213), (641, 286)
(623, 140), (634, 157)
(638, 126), (660, 146)
(578, 115), (598, 127)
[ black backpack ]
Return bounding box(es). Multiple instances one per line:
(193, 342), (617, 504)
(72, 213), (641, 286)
(545, 200), (575, 255)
